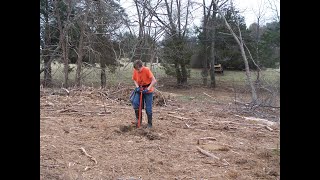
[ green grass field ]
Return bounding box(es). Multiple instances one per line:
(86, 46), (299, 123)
(40, 62), (280, 88)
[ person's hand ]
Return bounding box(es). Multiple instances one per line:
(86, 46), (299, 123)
(142, 89), (149, 94)
(135, 87), (141, 93)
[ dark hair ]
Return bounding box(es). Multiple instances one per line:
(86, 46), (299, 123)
(133, 60), (143, 69)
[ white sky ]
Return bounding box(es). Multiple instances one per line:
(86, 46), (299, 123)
(233, 0), (280, 26)
(120, 0), (280, 28)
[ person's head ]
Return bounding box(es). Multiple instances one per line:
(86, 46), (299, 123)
(133, 60), (143, 71)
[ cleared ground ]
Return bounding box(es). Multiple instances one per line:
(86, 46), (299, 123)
(40, 83), (280, 180)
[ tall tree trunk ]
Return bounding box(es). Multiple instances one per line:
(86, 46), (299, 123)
(201, 0), (215, 87)
(241, 44), (257, 102)
(97, 1), (106, 88)
(54, 0), (69, 88)
(43, 50), (52, 87)
(202, 41), (208, 86)
(201, 0), (208, 86)
(202, 45), (208, 86)
(255, 18), (261, 82)
(175, 62), (182, 85)
(133, 0), (145, 61)
(209, 9), (217, 88)
(100, 67), (106, 88)
(43, 0), (52, 87)
(75, 0), (89, 87)
(75, 30), (84, 87)
(215, 2), (258, 102)
(181, 62), (188, 85)
(209, 41), (216, 88)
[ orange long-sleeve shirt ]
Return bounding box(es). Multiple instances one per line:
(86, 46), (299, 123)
(132, 66), (155, 92)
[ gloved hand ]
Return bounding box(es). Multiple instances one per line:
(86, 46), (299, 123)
(135, 87), (141, 93)
(142, 89), (149, 94)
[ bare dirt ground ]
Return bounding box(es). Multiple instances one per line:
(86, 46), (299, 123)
(40, 84), (280, 180)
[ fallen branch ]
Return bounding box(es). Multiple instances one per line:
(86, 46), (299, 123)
(58, 109), (78, 113)
(199, 137), (217, 141)
(98, 111), (112, 116)
(234, 114), (275, 126)
(197, 137), (217, 145)
(222, 159), (230, 166)
(167, 114), (191, 120)
(76, 99), (83, 105)
(40, 117), (56, 119)
(265, 126), (273, 131)
(79, 147), (97, 164)
(196, 146), (220, 160)
(171, 121), (181, 125)
(217, 120), (268, 128)
(203, 92), (216, 101)
(234, 100), (249, 106)
(168, 111), (177, 114)
(61, 88), (70, 95)
(196, 146), (230, 166)
(97, 91), (108, 97)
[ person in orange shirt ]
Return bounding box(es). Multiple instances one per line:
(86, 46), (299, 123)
(131, 59), (157, 128)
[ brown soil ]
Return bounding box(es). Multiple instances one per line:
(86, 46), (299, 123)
(40, 85), (280, 180)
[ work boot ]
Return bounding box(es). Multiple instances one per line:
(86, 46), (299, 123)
(134, 109), (142, 127)
(147, 113), (152, 128)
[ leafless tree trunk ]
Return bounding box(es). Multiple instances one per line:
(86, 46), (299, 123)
(202, 0), (227, 88)
(54, 0), (72, 88)
(214, 0), (258, 103)
(209, 11), (216, 88)
(75, 0), (89, 87)
(43, 0), (52, 87)
(96, 0), (106, 88)
(201, 0), (210, 86)
(252, 0), (266, 82)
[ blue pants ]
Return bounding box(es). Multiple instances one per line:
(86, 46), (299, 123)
(132, 92), (153, 115)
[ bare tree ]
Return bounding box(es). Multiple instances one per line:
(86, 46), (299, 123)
(132, 0), (165, 70)
(75, 0), (89, 87)
(251, 0), (267, 81)
(201, 0), (228, 88)
(133, 0), (148, 61)
(201, 0), (213, 86)
(146, 0), (192, 85)
(41, 0), (53, 87)
(267, 0), (280, 22)
(53, 0), (73, 88)
(214, 0), (258, 103)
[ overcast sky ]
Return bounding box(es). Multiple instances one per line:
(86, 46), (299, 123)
(120, 0), (280, 28)
(233, 0), (280, 26)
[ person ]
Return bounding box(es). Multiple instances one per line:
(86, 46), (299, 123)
(131, 60), (157, 128)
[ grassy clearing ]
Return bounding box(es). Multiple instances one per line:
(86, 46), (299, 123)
(40, 62), (280, 88)
(184, 68), (280, 90)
